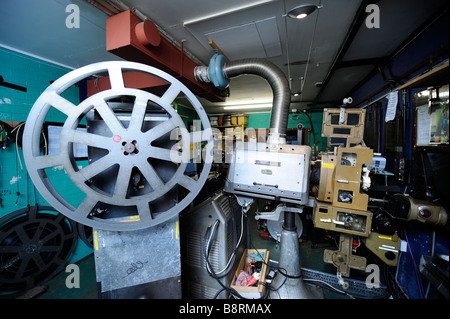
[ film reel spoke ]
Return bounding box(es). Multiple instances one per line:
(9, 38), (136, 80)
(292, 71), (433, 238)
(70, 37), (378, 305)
(136, 203), (153, 222)
(148, 146), (174, 162)
(74, 154), (116, 183)
(160, 84), (182, 106)
(107, 64), (125, 90)
(74, 197), (98, 218)
(136, 160), (165, 191)
(69, 129), (112, 150)
(144, 117), (178, 144)
(128, 94), (150, 133)
(45, 92), (78, 116)
(33, 154), (64, 170)
(94, 97), (126, 135)
(178, 175), (198, 193)
(113, 164), (133, 198)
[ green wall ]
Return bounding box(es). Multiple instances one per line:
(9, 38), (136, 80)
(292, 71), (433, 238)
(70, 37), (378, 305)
(175, 102), (200, 128)
(247, 111), (327, 152)
(0, 47), (91, 263)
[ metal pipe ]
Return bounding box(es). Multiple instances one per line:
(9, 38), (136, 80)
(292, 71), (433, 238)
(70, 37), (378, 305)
(222, 58), (291, 143)
(283, 210), (297, 231)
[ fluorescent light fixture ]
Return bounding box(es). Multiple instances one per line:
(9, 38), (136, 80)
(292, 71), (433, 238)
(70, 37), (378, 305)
(223, 103), (272, 110)
(184, 0), (275, 25)
(287, 4), (321, 19)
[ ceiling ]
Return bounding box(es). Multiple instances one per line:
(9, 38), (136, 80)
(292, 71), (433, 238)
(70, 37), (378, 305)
(0, 0), (447, 114)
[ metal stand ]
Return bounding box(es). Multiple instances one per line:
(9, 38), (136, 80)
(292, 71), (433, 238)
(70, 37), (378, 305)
(271, 211), (324, 299)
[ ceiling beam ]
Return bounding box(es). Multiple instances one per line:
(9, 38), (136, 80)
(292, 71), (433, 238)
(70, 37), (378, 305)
(336, 57), (386, 69)
(345, 4), (449, 103)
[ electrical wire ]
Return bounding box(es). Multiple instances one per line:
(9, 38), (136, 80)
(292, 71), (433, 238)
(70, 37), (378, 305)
(203, 198), (272, 299)
(283, 0), (292, 90)
(299, 0), (321, 101)
(270, 276), (287, 292)
(302, 278), (356, 299)
(403, 229), (426, 299)
(204, 196), (243, 277)
(213, 287), (227, 299)
(249, 242), (287, 296)
(205, 211), (244, 276)
(302, 110), (316, 146)
(203, 223), (270, 300)
(13, 122), (25, 172)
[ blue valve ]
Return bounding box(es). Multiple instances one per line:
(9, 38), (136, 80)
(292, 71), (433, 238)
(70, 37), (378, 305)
(208, 53), (229, 90)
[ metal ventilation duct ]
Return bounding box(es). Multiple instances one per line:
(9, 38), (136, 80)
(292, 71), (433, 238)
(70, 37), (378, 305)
(195, 54), (291, 143)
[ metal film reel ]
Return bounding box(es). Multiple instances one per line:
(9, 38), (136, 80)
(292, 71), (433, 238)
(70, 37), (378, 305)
(0, 206), (77, 297)
(23, 61), (213, 231)
(77, 223), (93, 249)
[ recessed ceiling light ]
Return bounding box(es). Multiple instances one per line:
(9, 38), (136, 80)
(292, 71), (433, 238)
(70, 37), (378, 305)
(287, 4), (321, 19)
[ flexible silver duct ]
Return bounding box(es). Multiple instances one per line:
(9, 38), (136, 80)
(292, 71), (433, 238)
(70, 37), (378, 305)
(194, 56), (291, 143)
(222, 58), (291, 143)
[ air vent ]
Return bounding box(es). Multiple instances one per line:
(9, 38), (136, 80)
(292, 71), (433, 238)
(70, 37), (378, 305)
(186, 231), (203, 268)
(190, 281), (219, 299)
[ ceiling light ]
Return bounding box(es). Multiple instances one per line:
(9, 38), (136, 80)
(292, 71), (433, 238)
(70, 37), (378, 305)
(223, 103), (272, 110)
(287, 4), (321, 19)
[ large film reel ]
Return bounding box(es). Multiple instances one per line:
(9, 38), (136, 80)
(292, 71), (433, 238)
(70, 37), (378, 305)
(23, 61), (213, 231)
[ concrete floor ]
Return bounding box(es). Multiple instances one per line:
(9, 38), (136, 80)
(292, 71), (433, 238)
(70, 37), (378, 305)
(38, 254), (97, 299)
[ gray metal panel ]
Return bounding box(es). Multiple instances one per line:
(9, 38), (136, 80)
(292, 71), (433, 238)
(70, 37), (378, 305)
(225, 142), (311, 204)
(93, 215), (181, 294)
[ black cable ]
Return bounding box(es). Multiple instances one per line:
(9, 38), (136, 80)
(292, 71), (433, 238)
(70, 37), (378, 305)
(204, 196), (241, 279)
(205, 220), (233, 278)
(202, 224), (249, 299)
(203, 220), (270, 299)
(249, 236), (301, 298)
(251, 236), (301, 280)
(213, 287), (227, 299)
(302, 110), (316, 146)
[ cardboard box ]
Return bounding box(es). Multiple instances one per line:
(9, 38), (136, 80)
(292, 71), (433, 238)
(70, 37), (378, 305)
(230, 249), (269, 299)
(231, 114), (248, 126)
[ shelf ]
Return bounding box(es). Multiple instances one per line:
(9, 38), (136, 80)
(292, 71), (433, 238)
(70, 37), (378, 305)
(397, 61), (449, 90)
(213, 125), (244, 128)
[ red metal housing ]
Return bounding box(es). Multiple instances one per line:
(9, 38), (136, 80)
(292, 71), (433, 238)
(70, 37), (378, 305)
(87, 9), (224, 102)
